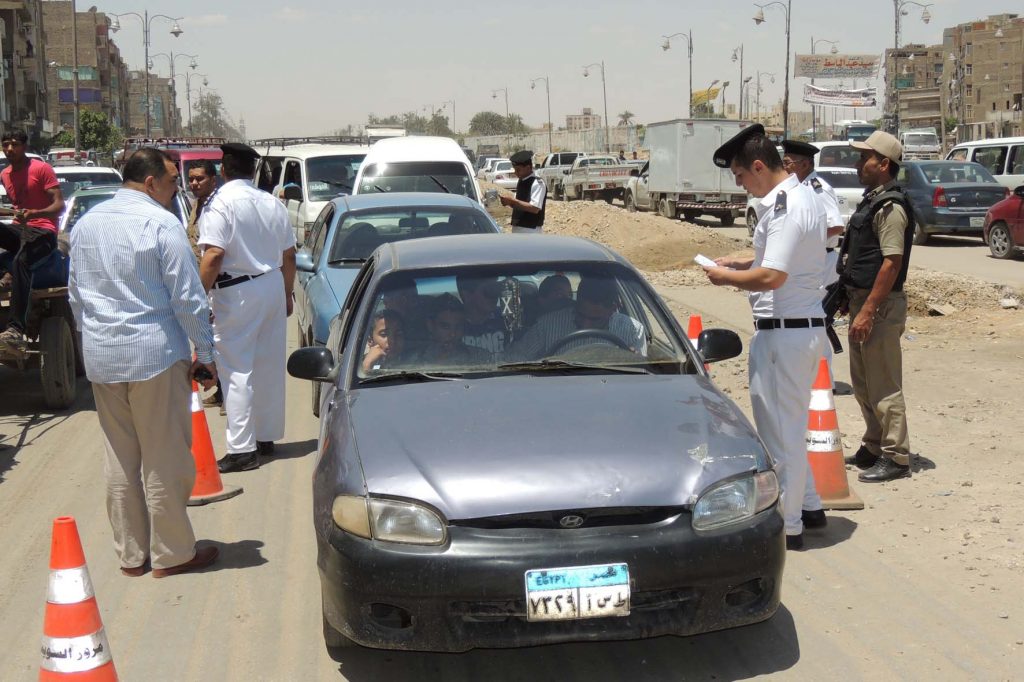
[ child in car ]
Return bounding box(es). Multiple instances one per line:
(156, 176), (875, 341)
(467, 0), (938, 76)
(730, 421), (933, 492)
(362, 309), (405, 373)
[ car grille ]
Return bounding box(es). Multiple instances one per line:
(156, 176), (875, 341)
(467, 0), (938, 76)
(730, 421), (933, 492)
(449, 588), (697, 621)
(450, 506), (685, 530)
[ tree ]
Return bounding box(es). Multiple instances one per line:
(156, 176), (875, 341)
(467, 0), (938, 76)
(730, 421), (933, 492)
(51, 111), (123, 153)
(192, 92), (242, 140)
(617, 110), (635, 127)
(469, 111), (508, 135)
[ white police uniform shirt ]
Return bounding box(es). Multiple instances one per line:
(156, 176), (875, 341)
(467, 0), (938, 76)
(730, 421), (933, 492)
(804, 170), (843, 286)
(198, 179), (294, 276)
(749, 174), (828, 319)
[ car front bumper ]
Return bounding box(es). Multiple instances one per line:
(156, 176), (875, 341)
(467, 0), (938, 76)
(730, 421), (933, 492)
(317, 505), (785, 652)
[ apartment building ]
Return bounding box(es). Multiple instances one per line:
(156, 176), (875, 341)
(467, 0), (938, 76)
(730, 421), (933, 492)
(566, 107), (601, 132)
(127, 69), (179, 137)
(0, 0), (50, 143)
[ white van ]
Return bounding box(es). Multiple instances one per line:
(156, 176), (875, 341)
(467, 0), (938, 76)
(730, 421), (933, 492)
(253, 142), (368, 244)
(945, 137), (1024, 191)
(352, 136), (482, 203)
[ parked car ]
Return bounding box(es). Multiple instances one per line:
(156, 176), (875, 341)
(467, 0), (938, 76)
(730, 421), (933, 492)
(58, 184), (192, 233)
(294, 193), (502, 415)
(354, 136), (482, 203)
(485, 160), (517, 188)
(897, 161), (1010, 244)
(945, 136), (1024, 191)
(562, 155), (632, 203)
(288, 234), (783, 653)
(52, 165), (122, 196)
(535, 152), (585, 199)
(983, 184), (1024, 260)
(743, 167), (862, 237)
(813, 142), (862, 169)
(475, 156), (503, 179)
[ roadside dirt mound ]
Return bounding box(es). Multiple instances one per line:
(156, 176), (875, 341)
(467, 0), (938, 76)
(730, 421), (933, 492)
(905, 269), (1019, 315)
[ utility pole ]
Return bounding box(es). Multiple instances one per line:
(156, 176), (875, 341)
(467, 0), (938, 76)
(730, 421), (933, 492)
(71, 0), (80, 155)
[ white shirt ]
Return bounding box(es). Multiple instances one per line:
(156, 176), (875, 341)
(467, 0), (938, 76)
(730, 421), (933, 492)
(198, 179), (294, 277)
(527, 174), (547, 209)
(750, 174), (827, 319)
(804, 170), (843, 249)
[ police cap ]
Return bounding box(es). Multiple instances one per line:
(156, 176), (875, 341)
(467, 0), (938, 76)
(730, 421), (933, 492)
(509, 150), (534, 165)
(220, 142), (260, 161)
(712, 124), (766, 168)
(781, 139), (819, 159)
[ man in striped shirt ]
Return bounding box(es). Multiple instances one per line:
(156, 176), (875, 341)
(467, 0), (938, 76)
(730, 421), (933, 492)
(68, 147), (220, 578)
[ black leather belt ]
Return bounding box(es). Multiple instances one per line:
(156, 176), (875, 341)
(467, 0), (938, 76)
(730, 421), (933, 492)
(213, 271), (265, 290)
(754, 318), (826, 331)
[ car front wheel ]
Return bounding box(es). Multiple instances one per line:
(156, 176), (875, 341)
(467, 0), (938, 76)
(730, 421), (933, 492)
(988, 222), (1016, 259)
(746, 208), (757, 237)
(624, 192), (636, 212)
(912, 222), (930, 245)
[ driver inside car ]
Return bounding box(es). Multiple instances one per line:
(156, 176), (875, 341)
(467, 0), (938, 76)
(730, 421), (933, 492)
(508, 277), (647, 361)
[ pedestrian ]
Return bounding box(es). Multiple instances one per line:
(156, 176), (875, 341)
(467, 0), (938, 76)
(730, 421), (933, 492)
(701, 124), (828, 550)
(840, 131), (914, 483)
(198, 143), (296, 473)
(781, 140), (845, 284)
(0, 130), (65, 351)
(499, 150), (546, 233)
(68, 147), (220, 578)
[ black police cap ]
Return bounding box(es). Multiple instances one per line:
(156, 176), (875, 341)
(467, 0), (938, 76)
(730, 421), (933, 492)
(781, 139), (819, 159)
(510, 150), (534, 165)
(220, 142), (260, 161)
(712, 123), (766, 168)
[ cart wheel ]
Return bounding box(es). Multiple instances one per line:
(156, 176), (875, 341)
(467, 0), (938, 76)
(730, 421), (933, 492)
(40, 316), (77, 409)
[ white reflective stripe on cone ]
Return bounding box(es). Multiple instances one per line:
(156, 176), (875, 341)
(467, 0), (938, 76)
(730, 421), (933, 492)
(47, 566), (94, 604)
(808, 388), (835, 412)
(807, 429), (842, 452)
(191, 390), (202, 413)
(39, 629), (112, 673)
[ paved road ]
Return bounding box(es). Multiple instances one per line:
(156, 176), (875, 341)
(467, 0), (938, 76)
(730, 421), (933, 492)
(1, 315), (1020, 680)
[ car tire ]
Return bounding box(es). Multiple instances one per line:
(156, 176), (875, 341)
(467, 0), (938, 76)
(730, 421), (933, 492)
(912, 221), (930, 245)
(719, 213), (735, 227)
(660, 199), (677, 220)
(746, 208), (757, 237)
(624, 192), (636, 212)
(988, 222), (1016, 259)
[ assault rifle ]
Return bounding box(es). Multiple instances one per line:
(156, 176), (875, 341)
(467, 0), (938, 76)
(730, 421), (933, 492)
(822, 281), (848, 355)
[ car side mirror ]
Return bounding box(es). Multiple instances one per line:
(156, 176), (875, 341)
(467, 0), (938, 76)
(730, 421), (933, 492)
(287, 346), (335, 382)
(295, 251), (315, 272)
(697, 329), (743, 363)
(283, 185), (303, 203)
(1014, 185), (1024, 198)
(630, 169), (640, 177)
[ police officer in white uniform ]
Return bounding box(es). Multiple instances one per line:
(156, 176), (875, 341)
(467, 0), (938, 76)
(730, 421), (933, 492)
(782, 140), (844, 287)
(198, 143), (296, 473)
(499, 150), (546, 233)
(701, 125), (828, 550)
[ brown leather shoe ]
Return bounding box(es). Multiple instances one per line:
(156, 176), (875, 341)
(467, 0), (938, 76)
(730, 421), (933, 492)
(121, 559), (151, 577)
(152, 546), (219, 578)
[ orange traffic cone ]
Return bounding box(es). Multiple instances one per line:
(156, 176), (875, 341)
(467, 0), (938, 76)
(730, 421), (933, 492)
(188, 381), (243, 506)
(806, 358), (864, 510)
(686, 314), (703, 349)
(39, 517), (118, 681)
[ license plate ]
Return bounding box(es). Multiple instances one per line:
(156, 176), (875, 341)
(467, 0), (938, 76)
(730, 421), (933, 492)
(524, 563), (630, 621)
(970, 216), (985, 228)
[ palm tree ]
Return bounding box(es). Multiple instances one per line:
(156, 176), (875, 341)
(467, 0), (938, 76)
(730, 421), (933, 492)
(617, 110), (635, 127)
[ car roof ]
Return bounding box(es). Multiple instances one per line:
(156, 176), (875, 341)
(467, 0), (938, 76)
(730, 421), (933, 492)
(951, 136), (1024, 148)
(331, 192), (483, 211)
(815, 166), (858, 173)
(256, 143), (369, 160)
(375, 234), (626, 274)
(364, 136), (467, 163)
(69, 184), (122, 196)
(54, 166), (121, 175)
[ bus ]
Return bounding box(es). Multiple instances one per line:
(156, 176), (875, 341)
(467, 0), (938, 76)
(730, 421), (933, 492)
(833, 120), (877, 142)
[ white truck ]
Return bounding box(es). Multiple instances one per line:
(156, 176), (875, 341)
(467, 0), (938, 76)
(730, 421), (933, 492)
(561, 155), (633, 203)
(535, 152), (586, 200)
(900, 128), (941, 160)
(623, 119), (749, 225)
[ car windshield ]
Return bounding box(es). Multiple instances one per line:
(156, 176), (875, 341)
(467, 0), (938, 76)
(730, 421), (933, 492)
(56, 171), (121, 193)
(904, 134), (938, 146)
(307, 154), (365, 201)
(919, 163), (997, 184)
(354, 263), (690, 383)
(816, 171), (862, 189)
(359, 161), (477, 200)
(816, 146), (861, 169)
(494, 162), (513, 172)
(846, 126), (876, 141)
(327, 208), (496, 262)
(65, 192), (115, 231)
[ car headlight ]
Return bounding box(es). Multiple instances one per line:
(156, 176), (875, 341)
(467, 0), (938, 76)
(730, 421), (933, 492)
(332, 495), (447, 545)
(692, 471), (779, 532)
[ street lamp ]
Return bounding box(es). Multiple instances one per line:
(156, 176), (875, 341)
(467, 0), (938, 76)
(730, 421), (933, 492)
(754, 72), (777, 123)
(732, 45), (744, 119)
(892, 0), (932, 133)
(491, 88), (511, 150)
(582, 61), (611, 152)
(810, 38), (839, 140)
(753, 1), (792, 138)
(176, 71), (208, 134)
(701, 79), (720, 116)
(530, 77), (552, 153)
(721, 81), (731, 118)
(109, 10), (184, 138)
(662, 32), (694, 118)
(440, 99), (456, 134)
(742, 75), (754, 121)
(151, 52), (197, 135)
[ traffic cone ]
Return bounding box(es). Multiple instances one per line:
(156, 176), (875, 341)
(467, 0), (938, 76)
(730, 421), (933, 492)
(806, 358), (864, 510)
(39, 516), (118, 681)
(686, 314), (703, 349)
(188, 381), (243, 506)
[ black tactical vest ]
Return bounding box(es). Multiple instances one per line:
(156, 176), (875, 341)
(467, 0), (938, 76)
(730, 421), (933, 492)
(511, 175), (545, 228)
(838, 185), (914, 291)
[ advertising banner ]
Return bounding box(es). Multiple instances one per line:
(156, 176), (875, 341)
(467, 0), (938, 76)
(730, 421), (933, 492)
(794, 54), (881, 79)
(802, 84), (877, 107)
(690, 88), (721, 106)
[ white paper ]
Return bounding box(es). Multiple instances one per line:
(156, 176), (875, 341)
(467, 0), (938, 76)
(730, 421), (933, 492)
(694, 254), (718, 268)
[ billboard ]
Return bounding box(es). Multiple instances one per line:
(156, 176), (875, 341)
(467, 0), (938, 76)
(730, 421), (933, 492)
(794, 54), (881, 79)
(802, 84), (877, 107)
(690, 88), (721, 106)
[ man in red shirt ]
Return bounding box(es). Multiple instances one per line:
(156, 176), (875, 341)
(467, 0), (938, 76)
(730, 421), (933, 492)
(0, 130), (65, 349)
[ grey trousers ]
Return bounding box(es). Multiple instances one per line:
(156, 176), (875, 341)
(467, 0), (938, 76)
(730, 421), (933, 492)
(92, 360), (197, 570)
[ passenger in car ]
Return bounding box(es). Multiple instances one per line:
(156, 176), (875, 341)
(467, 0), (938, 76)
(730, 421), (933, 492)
(381, 275), (427, 349)
(537, 274), (573, 315)
(415, 293), (491, 367)
(457, 274), (507, 357)
(362, 309), (405, 373)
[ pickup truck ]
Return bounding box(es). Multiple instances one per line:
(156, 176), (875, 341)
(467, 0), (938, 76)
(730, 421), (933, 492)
(535, 152), (585, 200)
(562, 155), (633, 203)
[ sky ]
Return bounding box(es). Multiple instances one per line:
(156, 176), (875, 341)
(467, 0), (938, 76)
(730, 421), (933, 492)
(95, 0), (1019, 139)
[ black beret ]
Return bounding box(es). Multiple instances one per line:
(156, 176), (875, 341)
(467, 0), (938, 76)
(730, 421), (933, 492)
(712, 124), (765, 168)
(220, 142), (260, 161)
(509, 150), (534, 165)
(781, 139), (819, 158)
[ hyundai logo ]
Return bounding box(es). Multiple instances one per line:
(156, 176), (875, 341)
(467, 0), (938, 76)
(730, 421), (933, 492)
(559, 514), (586, 529)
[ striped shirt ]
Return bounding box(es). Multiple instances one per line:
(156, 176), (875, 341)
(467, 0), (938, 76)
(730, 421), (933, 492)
(68, 188), (215, 384)
(508, 307), (647, 360)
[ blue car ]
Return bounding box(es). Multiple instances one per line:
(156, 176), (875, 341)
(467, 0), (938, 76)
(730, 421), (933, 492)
(295, 193), (502, 414)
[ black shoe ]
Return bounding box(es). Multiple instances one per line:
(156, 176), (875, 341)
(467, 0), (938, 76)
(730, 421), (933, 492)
(801, 509), (827, 529)
(844, 445), (878, 470)
(785, 533), (804, 551)
(257, 441), (275, 456)
(216, 450), (259, 473)
(858, 458), (910, 483)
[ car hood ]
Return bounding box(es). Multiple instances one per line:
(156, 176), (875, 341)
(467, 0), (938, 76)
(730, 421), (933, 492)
(322, 265), (361, 307)
(346, 374), (767, 520)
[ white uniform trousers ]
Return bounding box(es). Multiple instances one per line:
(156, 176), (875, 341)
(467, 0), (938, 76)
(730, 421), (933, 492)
(748, 326), (827, 535)
(511, 225), (543, 234)
(211, 270), (287, 454)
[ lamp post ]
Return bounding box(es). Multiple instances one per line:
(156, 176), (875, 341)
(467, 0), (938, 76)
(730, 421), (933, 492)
(582, 61), (611, 152)
(700, 79), (720, 116)
(661, 32), (693, 117)
(440, 99), (456, 135)
(67, 0), (81, 154)
(753, 1), (792, 138)
(755, 72), (777, 122)
(176, 72), (207, 134)
(491, 88), (511, 150)
(721, 81), (731, 118)
(810, 38), (839, 140)
(731, 45), (744, 119)
(109, 10), (184, 138)
(150, 52), (197, 135)
(742, 75), (753, 121)
(892, 0), (932, 133)
(530, 76), (552, 154)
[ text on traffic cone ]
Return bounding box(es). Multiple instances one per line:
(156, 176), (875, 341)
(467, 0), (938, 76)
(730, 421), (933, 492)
(806, 358), (864, 510)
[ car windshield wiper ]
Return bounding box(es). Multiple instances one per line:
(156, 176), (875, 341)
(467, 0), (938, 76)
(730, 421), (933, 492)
(322, 179), (352, 190)
(326, 257), (365, 265)
(372, 184), (388, 193)
(359, 370), (463, 384)
(496, 359), (651, 375)
(427, 176), (451, 193)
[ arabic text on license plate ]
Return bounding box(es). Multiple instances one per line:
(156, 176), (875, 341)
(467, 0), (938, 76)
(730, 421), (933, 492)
(525, 563), (630, 621)
(970, 216), (985, 228)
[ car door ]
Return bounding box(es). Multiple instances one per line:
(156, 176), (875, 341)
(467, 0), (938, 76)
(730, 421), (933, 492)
(296, 204), (334, 345)
(319, 259), (376, 426)
(635, 162), (651, 208)
(1004, 144), (1024, 190)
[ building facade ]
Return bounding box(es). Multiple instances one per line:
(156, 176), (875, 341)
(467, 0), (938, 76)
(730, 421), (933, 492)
(127, 69), (179, 137)
(565, 107), (601, 131)
(0, 0), (51, 144)
(883, 43), (945, 135)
